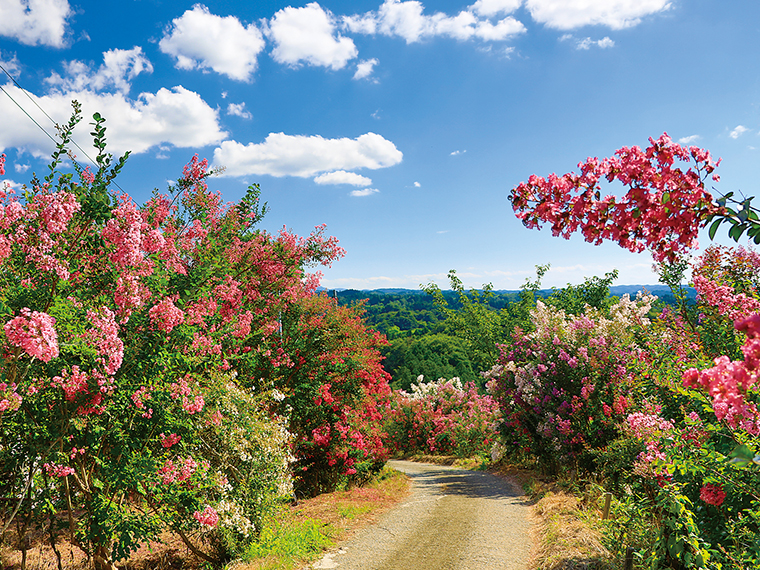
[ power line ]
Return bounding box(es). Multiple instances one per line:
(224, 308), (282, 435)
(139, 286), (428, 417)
(0, 63), (125, 191)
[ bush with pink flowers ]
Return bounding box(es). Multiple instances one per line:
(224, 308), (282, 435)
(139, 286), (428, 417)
(0, 105), (389, 567)
(505, 134), (760, 568)
(384, 376), (501, 459)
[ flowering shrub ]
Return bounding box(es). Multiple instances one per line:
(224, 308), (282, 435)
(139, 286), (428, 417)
(0, 105), (364, 567)
(509, 133), (721, 263)
(485, 294), (652, 471)
(257, 293), (393, 496)
(507, 133), (760, 568)
(384, 376), (501, 458)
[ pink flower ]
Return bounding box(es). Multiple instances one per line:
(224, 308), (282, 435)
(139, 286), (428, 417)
(700, 483), (726, 506)
(44, 462), (75, 478)
(4, 308), (59, 362)
(193, 505), (219, 527)
(159, 432), (181, 448)
(149, 297), (184, 333)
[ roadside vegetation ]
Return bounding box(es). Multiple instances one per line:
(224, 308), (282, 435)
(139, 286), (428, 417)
(2, 110), (760, 570)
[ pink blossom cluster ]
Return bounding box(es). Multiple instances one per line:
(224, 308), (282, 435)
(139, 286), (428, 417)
(159, 432), (181, 448)
(149, 297), (184, 333)
(44, 462), (75, 478)
(51, 366), (89, 401)
(102, 195), (145, 269)
(4, 308), (59, 362)
(169, 376), (205, 414)
(158, 456), (198, 485)
(699, 483), (727, 506)
(0, 153), (5, 176)
(80, 166), (95, 185)
(692, 275), (760, 322)
(0, 382), (22, 412)
(683, 313), (760, 434)
(84, 307), (123, 375)
(509, 133), (721, 263)
(193, 505), (219, 528)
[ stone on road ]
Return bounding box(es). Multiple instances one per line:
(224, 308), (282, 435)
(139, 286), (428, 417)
(311, 460), (532, 570)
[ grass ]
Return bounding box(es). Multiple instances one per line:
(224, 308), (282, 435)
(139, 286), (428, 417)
(230, 465), (410, 570)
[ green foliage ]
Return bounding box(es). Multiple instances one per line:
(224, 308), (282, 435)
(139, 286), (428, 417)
(546, 270), (619, 316)
(382, 333), (478, 390)
(422, 270), (512, 375)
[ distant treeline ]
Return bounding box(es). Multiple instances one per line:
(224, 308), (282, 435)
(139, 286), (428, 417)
(325, 276), (695, 391)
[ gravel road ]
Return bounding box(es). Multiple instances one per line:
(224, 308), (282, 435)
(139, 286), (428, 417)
(311, 460), (532, 570)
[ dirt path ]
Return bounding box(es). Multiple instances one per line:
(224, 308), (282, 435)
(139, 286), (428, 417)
(310, 460), (532, 570)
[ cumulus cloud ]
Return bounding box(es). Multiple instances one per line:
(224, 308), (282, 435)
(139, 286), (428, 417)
(0, 85), (227, 157)
(730, 125), (749, 139)
(678, 134), (701, 144)
(414, 181), (421, 187)
(314, 170), (373, 186)
(344, 0), (525, 43)
(45, 47), (153, 94)
(525, 0), (671, 30)
(350, 187), (379, 197)
(450, 149), (466, 155)
(573, 36), (615, 49)
(0, 52), (21, 77)
(213, 132), (403, 178)
(0, 0), (72, 47)
(159, 4), (265, 81)
(226, 102), (252, 119)
(354, 58), (379, 80)
(469, 0), (521, 17)
(268, 3), (357, 69)
(14, 163), (30, 173)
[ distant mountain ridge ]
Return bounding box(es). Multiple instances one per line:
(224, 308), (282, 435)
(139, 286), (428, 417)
(320, 284), (693, 298)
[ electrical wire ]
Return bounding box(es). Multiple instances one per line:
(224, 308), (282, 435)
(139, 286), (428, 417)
(0, 62), (126, 191)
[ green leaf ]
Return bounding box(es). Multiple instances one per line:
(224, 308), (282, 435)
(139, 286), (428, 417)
(708, 218), (722, 240)
(728, 443), (755, 467)
(729, 223), (744, 241)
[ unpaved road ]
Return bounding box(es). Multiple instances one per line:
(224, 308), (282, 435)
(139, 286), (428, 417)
(311, 460), (532, 570)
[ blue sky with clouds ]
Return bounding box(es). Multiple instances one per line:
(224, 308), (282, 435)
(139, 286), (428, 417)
(0, 0), (758, 290)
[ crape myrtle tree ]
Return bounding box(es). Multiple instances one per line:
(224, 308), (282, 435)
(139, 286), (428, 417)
(0, 104), (390, 569)
(505, 133), (760, 568)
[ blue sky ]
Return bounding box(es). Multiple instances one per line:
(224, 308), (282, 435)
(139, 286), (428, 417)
(0, 0), (758, 290)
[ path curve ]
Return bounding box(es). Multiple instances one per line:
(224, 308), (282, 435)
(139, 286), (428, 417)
(311, 460), (532, 570)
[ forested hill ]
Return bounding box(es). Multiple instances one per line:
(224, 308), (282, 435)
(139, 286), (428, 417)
(325, 284), (690, 338)
(323, 283), (695, 391)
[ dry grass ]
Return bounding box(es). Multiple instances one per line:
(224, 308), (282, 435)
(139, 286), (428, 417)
(402, 453), (488, 470)
(529, 489), (612, 570)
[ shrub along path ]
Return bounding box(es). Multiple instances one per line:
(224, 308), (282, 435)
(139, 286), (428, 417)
(310, 460), (532, 570)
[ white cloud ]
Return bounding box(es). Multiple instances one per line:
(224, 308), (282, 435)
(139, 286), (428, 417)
(344, 0), (525, 43)
(575, 36), (615, 49)
(730, 125), (749, 139)
(678, 134), (701, 144)
(0, 0), (72, 48)
(268, 3), (357, 69)
(159, 4), (265, 81)
(525, 0), (671, 30)
(354, 58), (379, 80)
(213, 132), (403, 178)
(0, 85), (227, 157)
(414, 181), (421, 187)
(451, 149), (466, 155)
(227, 102), (252, 119)
(350, 187), (379, 197)
(469, 0), (521, 17)
(45, 47), (153, 94)
(314, 170), (373, 186)
(0, 52), (21, 78)
(14, 163), (30, 173)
